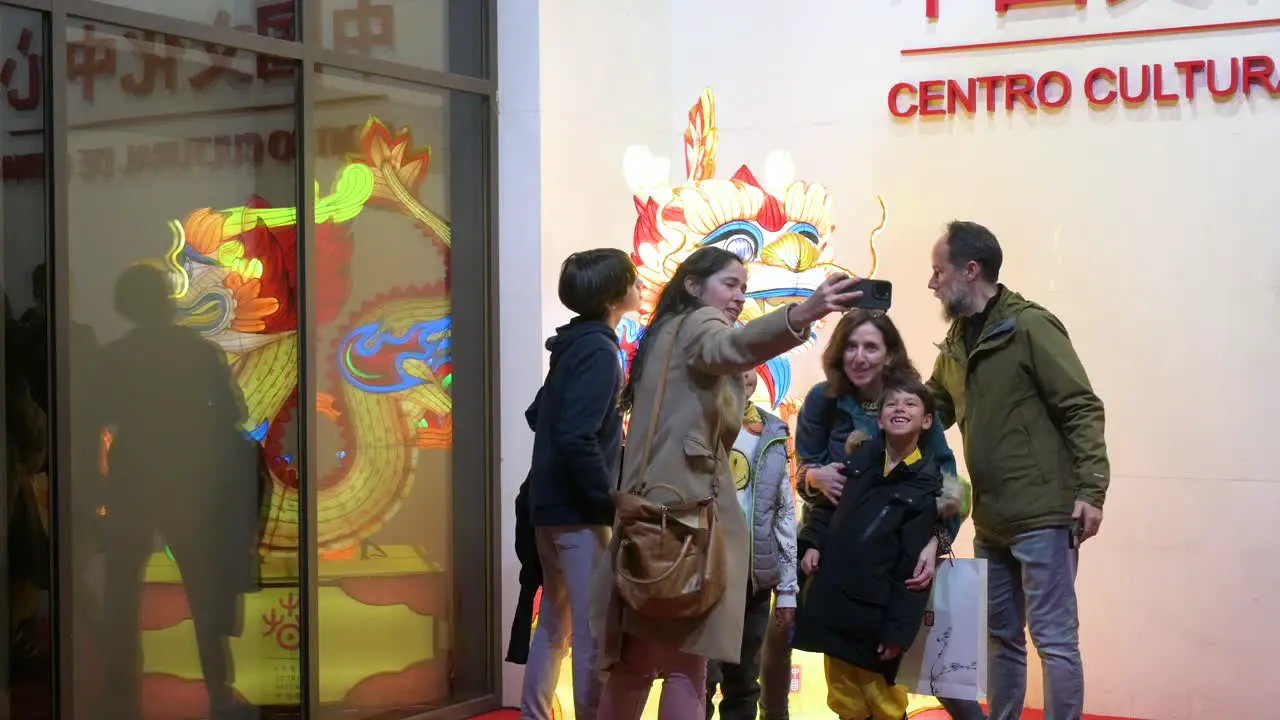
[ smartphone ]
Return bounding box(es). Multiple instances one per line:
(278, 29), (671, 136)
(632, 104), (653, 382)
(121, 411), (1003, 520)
(1068, 518), (1084, 549)
(841, 279), (893, 311)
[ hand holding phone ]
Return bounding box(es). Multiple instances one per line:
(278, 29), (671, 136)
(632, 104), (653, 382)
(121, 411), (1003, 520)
(840, 279), (892, 311)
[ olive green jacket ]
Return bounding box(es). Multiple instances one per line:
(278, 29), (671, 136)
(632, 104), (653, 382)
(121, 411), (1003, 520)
(927, 288), (1109, 540)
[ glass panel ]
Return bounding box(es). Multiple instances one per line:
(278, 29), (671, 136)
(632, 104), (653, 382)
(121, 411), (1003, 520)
(310, 66), (490, 716)
(64, 19), (302, 720)
(84, 0), (297, 44)
(319, 0), (486, 77)
(0, 5), (53, 719)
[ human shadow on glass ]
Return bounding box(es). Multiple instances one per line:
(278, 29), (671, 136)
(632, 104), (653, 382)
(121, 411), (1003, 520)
(94, 265), (268, 720)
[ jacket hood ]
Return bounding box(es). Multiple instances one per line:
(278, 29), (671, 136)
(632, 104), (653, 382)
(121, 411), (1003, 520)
(545, 318), (619, 368)
(757, 406), (789, 442)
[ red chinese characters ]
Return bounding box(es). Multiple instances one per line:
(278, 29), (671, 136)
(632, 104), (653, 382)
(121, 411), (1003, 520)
(928, 0), (1122, 18)
(332, 0), (396, 56)
(995, 0), (1086, 13)
(1, 28), (39, 111)
(121, 30), (182, 97)
(256, 1), (296, 81)
(67, 24), (117, 103)
(190, 11), (254, 90)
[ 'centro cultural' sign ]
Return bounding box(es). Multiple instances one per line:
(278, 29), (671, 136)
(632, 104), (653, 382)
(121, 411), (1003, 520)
(888, 56), (1279, 117)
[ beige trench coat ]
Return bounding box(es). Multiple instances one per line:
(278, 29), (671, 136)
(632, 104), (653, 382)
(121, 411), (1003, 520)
(591, 305), (808, 666)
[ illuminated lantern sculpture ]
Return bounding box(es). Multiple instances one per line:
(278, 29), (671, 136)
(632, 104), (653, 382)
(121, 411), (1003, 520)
(616, 88), (888, 410)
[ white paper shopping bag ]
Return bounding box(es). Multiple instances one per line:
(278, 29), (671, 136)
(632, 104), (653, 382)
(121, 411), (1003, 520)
(897, 557), (988, 701)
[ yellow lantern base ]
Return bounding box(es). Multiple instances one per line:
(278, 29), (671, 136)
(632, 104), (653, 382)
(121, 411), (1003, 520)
(136, 545), (447, 713)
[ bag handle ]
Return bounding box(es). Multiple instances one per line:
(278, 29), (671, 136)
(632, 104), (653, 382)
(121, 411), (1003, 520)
(614, 536), (695, 585)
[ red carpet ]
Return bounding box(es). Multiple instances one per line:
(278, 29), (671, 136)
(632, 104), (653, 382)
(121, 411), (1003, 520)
(468, 710), (1139, 719)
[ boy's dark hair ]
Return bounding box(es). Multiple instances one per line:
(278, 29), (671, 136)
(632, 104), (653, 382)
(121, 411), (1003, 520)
(944, 220), (1003, 283)
(880, 380), (937, 420)
(557, 248), (637, 320)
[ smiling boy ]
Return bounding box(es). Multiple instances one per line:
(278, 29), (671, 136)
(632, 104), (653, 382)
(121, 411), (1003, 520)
(792, 381), (944, 720)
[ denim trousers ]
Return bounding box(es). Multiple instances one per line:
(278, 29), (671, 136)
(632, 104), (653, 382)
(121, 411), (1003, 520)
(975, 527), (1084, 720)
(520, 525), (610, 720)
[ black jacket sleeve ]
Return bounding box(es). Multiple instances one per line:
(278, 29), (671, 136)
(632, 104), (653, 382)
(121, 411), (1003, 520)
(506, 478), (541, 664)
(550, 346), (618, 516)
(882, 497), (938, 650)
(524, 388), (542, 431)
(798, 498), (835, 557)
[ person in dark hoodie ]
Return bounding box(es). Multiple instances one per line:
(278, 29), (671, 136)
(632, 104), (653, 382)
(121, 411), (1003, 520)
(516, 248), (642, 720)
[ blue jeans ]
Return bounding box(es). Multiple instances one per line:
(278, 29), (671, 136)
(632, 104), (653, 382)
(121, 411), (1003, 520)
(938, 695), (988, 720)
(975, 528), (1083, 720)
(521, 526), (610, 720)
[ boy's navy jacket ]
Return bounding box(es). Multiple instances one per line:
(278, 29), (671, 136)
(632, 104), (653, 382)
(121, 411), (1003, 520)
(525, 317), (624, 527)
(791, 435), (941, 683)
(506, 317), (622, 664)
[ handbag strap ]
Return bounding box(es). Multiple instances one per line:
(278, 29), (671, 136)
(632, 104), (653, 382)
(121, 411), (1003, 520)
(632, 314), (723, 499)
(633, 315), (687, 492)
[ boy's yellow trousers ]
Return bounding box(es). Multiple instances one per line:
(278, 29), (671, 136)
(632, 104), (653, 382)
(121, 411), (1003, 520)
(824, 655), (909, 720)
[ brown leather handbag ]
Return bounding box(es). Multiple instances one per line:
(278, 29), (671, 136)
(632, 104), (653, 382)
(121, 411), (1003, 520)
(612, 315), (727, 619)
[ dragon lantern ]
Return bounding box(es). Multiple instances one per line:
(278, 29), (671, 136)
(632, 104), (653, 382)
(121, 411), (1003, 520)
(138, 117), (453, 556)
(617, 88), (887, 409)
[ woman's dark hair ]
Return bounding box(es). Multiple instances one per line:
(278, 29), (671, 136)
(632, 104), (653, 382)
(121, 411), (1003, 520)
(619, 246), (742, 413)
(557, 248), (638, 320)
(821, 310), (919, 400)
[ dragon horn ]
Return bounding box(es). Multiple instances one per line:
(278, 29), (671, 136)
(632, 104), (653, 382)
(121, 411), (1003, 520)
(683, 87), (718, 183)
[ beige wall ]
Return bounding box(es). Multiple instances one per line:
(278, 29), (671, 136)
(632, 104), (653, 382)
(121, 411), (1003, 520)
(510, 0), (1280, 717)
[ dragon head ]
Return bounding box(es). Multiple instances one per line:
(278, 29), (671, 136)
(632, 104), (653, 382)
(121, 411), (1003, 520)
(618, 88), (884, 408)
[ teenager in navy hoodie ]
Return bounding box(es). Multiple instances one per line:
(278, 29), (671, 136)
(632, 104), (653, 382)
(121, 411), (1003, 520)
(517, 248), (642, 720)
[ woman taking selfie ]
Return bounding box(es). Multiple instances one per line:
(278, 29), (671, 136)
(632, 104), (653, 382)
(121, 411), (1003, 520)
(794, 309), (984, 720)
(593, 246), (860, 720)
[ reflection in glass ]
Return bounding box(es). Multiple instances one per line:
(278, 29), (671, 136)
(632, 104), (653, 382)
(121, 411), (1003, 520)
(319, 0), (486, 77)
(80, 0), (297, 44)
(310, 67), (488, 715)
(0, 6), (53, 719)
(64, 20), (300, 720)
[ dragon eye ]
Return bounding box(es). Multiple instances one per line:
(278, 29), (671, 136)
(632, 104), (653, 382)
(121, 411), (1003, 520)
(722, 234), (756, 261)
(788, 223), (822, 244)
(702, 220), (763, 261)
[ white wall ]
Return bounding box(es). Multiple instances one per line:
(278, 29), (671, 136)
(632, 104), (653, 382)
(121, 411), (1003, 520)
(523, 0), (1280, 718)
(538, 0), (676, 341)
(496, 0), (543, 707)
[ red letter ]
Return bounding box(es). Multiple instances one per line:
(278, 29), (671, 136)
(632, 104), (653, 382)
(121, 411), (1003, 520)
(996, 0), (1085, 13)
(1085, 67), (1117, 106)
(926, 0), (939, 20)
(1207, 58), (1239, 99)
(975, 75), (1003, 112)
(1242, 56), (1278, 95)
(268, 130), (297, 162)
(1005, 73), (1036, 111)
(1119, 65), (1150, 103)
(1035, 71), (1071, 109)
(919, 81), (946, 116)
(1151, 64), (1178, 103)
(889, 83), (918, 118)
(947, 78), (977, 114)
(1174, 60), (1205, 100)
